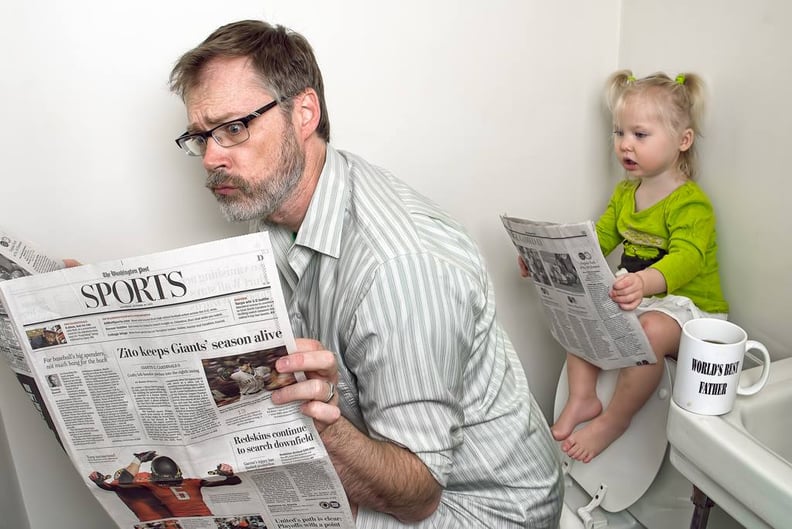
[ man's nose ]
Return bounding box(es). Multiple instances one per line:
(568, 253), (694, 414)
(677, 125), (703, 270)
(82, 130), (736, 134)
(202, 138), (228, 172)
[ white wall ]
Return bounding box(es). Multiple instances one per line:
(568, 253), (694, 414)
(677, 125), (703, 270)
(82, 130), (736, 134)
(619, 0), (792, 357)
(0, 1), (620, 526)
(0, 404), (29, 529)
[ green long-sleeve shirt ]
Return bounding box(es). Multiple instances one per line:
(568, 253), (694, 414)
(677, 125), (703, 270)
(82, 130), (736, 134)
(596, 179), (729, 313)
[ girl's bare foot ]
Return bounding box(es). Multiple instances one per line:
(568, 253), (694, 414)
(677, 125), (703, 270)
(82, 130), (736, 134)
(551, 396), (602, 441)
(561, 413), (630, 463)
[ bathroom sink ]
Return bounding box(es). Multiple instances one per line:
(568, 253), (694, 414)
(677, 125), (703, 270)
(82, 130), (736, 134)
(667, 356), (792, 529)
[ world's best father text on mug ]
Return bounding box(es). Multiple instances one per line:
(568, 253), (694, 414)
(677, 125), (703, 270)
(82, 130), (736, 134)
(673, 318), (771, 416)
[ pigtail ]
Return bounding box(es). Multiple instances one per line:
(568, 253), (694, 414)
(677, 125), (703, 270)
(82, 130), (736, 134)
(605, 69), (635, 113)
(674, 73), (707, 180)
(675, 72), (706, 139)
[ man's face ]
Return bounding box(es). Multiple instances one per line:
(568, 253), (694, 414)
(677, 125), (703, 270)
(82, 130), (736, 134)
(185, 56), (304, 223)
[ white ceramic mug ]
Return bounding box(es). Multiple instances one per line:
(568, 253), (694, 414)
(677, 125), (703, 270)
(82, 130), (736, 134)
(673, 318), (772, 415)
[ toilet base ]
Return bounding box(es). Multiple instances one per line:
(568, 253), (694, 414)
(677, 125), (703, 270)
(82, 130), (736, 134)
(560, 451), (748, 529)
(560, 474), (643, 529)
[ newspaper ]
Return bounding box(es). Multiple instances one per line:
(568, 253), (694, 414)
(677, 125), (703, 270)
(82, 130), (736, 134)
(0, 228), (67, 443)
(0, 229), (65, 373)
(501, 215), (655, 369)
(0, 229), (354, 529)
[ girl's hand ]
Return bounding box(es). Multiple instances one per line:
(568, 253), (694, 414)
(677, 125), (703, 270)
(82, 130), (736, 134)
(610, 272), (644, 311)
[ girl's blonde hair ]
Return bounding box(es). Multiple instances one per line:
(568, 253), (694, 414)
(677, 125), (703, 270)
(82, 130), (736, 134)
(606, 70), (706, 180)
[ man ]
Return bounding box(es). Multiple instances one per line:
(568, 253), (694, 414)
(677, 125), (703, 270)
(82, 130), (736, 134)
(46, 374), (61, 388)
(28, 328), (59, 350)
(125, 455), (241, 517)
(169, 20), (563, 528)
(88, 451), (170, 522)
(228, 360), (271, 395)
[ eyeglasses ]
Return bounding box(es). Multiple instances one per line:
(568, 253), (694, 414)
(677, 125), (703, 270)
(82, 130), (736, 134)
(174, 100), (279, 156)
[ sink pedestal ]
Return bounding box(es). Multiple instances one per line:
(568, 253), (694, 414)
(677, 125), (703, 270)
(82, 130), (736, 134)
(690, 486), (715, 529)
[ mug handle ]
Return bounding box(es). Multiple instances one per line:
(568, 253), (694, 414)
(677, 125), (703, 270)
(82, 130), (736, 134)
(738, 340), (772, 396)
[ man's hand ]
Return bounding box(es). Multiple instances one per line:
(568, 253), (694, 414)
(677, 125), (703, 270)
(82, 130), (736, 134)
(271, 338), (341, 432)
(88, 471), (107, 484)
(216, 463), (234, 476)
(134, 450), (157, 463)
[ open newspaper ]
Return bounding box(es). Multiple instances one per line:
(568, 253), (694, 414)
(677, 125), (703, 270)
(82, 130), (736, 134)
(0, 229), (354, 529)
(501, 215), (655, 369)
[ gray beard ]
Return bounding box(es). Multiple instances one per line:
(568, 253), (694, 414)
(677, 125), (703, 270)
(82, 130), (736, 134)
(207, 129), (304, 223)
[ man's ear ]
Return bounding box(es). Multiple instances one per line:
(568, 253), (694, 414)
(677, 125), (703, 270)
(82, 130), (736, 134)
(293, 89), (321, 140)
(679, 128), (694, 152)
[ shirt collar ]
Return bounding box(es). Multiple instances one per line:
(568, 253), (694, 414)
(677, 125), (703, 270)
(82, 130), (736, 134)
(290, 144), (348, 259)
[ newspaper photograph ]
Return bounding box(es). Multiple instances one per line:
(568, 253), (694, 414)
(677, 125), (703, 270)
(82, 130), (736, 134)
(501, 215), (655, 369)
(0, 231), (354, 529)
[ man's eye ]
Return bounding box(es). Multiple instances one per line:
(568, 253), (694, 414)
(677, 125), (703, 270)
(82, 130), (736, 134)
(224, 122), (245, 136)
(193, 136), (208, 146)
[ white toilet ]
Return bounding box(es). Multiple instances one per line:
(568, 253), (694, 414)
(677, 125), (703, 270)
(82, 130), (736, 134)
(554, 360), (744, 529)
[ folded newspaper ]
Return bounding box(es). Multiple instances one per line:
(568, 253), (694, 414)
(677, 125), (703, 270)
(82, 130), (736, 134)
(501, 215), (655, 369)
(0, 227), (354, 529)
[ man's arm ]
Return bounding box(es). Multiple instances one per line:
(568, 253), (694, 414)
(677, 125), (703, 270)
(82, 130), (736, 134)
(202, 475), (242, 487)
(88, 471), (113, 491)
(272, 343), (442, 522)
(321, 418), (441, 523)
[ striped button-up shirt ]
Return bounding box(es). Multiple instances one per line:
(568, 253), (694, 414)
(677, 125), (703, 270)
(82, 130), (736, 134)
(254, 145), (562, 528)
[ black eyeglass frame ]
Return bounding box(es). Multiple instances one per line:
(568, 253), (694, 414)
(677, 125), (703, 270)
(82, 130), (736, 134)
(174, 99), (279, 156)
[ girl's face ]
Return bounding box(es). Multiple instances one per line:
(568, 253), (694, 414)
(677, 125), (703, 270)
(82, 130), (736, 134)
(612, 94), (691, 181)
